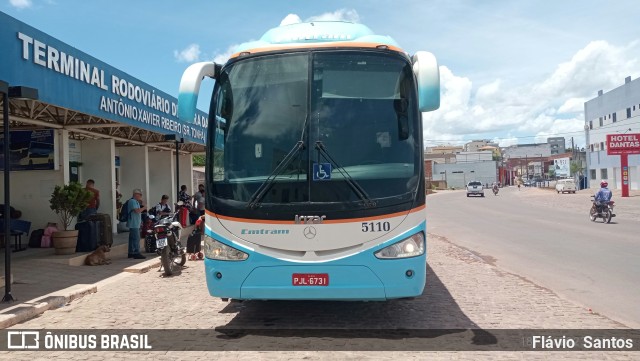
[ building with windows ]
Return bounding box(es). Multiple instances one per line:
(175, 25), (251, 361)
(425, 145), (464, 154)
(547, 137), (566, 155)
(464, 139), (498, 152)
(584, 76), (640, 190)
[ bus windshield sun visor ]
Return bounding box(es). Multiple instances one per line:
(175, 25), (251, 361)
(315, 141), (376, 208)
(247, 140), (306, 209)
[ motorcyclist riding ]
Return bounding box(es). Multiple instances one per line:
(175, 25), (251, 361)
(594, 181), (612, 213)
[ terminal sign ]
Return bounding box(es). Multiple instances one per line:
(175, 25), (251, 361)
(606, 134), (640, 155)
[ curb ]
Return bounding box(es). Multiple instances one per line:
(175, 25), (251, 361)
(0, 284), (97, 329)
(0, 257), (161, 329)
(123, 256), (161, 273)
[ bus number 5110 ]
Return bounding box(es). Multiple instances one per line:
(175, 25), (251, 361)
(361, 222), (390, 232)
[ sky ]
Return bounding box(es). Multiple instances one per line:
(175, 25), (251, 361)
(3, 0), (640, 149)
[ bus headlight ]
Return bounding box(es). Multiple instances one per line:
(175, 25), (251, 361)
(204, 235), (249, 261)
(374, 232), (425, 259)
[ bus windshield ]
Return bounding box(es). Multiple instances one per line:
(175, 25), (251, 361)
(210, 50), (420, 211)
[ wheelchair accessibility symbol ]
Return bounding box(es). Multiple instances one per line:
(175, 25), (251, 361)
(313, 163), (332, 181)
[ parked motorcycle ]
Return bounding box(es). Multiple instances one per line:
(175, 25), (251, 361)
(142, 213), (158, 253)
(589, 196), (616, 224)
(147, 212), (187, 275)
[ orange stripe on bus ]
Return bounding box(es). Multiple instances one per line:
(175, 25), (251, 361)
(230, 42), (405, 58)
(205, 204), (425, 224)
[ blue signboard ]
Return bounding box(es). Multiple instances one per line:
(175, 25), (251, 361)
(313, 163), (332, 181)
(0, 11), (208, 144)
(0, 129), (55, 171)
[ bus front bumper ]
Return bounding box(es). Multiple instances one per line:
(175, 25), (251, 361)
(204, 252), (426, 301)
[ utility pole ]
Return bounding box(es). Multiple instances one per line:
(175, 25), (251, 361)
(571, 137), (575, 185)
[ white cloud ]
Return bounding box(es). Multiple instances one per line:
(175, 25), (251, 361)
(475, 79), (501, 102)
(422, 40), (640, 149)
(557, 97), (586, 114)
(9, 0), (32, 9)
(280, 14), (301, 26)
(495, 136), (518, 147)
(532, 40), (638, 98)
(306, 9), (360, 23)
(173, 44), (201, 63)
(212, 44), (243, 64)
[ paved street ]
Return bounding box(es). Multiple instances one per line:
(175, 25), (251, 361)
(426, 186), (640, 328)
(1, 194), (635, 359)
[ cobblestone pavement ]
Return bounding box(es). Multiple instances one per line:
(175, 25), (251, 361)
(2, 232), (635, 360)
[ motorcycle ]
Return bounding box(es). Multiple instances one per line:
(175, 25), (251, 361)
(142, 212), (158, 253)
(147, 212), (187, 275)
(589, 196), (616, 223)
(492, 186), (499, 196)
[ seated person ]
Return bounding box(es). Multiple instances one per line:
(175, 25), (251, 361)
(150, 195), (172, 218)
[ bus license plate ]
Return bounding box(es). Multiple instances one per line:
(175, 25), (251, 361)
(156, 238), (167, 248)
(292, 273), (329, 286)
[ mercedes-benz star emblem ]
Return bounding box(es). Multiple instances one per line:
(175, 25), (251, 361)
(303, 226), (317, 239)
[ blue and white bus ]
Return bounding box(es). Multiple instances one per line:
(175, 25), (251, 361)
(178, 21), (440, 300)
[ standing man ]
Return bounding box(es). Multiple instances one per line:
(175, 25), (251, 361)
(178, 185), (191, 227)
(79, 179), (100, 221)
(127, 189), (147, 259)
(191, 184), (205, 225)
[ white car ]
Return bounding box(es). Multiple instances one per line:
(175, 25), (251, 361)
(466, 181), (485, 197)
(555, 179), (577, 194)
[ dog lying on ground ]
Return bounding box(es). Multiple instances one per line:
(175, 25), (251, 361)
(84, 244), (111, 266)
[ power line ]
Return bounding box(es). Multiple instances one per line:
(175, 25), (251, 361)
(424, 119), (640, 144)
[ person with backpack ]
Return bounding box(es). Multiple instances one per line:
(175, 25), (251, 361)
(124, 189), (147, 259)
(151, 194), (172, 218)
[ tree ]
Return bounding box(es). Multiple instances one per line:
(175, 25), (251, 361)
(193, 154), (206, 166)
(570, 161), (584, 176)
(49, 182), (93, 230)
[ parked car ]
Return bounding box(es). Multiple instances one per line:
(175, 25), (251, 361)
(555, 179), (576, 194)
(466, 181), (484, 197)
(523, 180), (534, 187)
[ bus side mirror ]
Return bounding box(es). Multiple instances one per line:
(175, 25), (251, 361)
(178, 62), (220, 123)
(412, 51), (440, 112)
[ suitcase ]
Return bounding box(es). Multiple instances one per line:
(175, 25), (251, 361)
(86, 213), (113, 246)
(186, 231), (201, 253)
(144, 234), (157, 253)
(75, 220), (101, 252)
(28, 229), (44, 248)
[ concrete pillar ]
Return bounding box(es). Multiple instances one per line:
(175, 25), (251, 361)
(178, 153), (193, 195)
(118, 146), (150, 206)
(148, 150), (175, 206)
(81, 139), (117, 232)
(59, 129), (70, 184)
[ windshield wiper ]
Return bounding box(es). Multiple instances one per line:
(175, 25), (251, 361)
(315, 141), (377, 208)
(247, 141), (305, 209)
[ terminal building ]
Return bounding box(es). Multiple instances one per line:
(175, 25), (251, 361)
(584, 76), (640, 190)
(0, 11), (208, 233)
